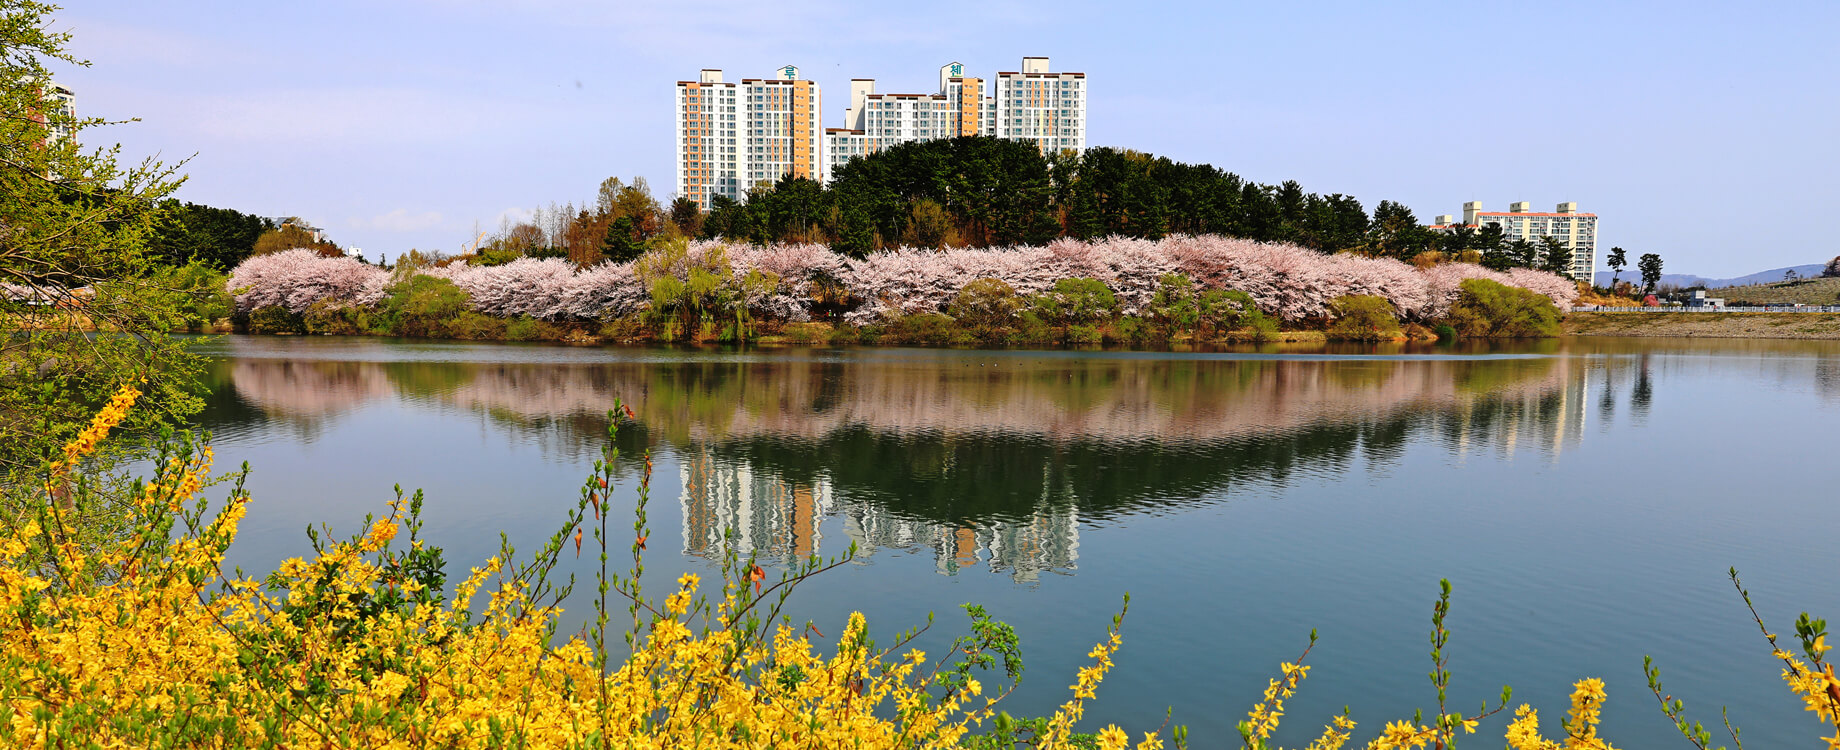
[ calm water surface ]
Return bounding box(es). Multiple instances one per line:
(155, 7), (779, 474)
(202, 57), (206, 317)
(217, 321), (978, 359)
(182, 335), (1840, 745)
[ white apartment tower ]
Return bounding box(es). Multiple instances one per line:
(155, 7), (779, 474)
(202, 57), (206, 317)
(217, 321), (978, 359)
(1433, 201), (1599, 282)
(674, 66), (821, 208)
(991, 57), (1085, 154)
(46, 83), (75, 145)
(26, 81), (76, 146)
(823, 57), (1085, 178)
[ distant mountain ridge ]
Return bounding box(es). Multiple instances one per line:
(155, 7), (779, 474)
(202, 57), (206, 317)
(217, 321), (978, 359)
(1593, 264), (1827, 289)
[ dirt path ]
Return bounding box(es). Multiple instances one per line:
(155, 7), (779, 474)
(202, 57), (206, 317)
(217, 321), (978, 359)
(1564, 312), (1840, 339)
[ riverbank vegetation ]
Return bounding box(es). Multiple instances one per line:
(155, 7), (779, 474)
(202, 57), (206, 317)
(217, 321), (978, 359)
(1707, 276), (1840, 307)
(6, 388), (1839, 747)
(220, 237), (1578, 346)
(1565, 311), (1840, 339)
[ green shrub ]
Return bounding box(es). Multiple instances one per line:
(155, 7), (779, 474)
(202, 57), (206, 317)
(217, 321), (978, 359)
(598, 315), (645, 342)
(1107, 317), (1151, 345)
(447, 312), (508, 340)
(883, 312), (969, 346)
(1434, 324), (1458, 342)
(1327, 295), (1401, 342)
(1008, 311), (1057, 346)
(1242, 315), (1280, 342)
(247, 305), (304, 334)
(153, 262), (232, 330)
(780, 322), (830, 344)
(1064, 324), (1104, 345)
(381, 275), (472, 338)
(1147, 274), (1199, 337)
(505, 316), (542, 341)
(636, 239), (749, 342)
(467, 247), (524, 267)
(948, 278), (1023, 338)
(1447, 278), (1561, 338)
(1197, 289), (1267, 339)
(302, 299), (369, 335)
(1029, 278), (1115, 332)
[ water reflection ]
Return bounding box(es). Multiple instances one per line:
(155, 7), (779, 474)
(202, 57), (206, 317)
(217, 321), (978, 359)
(179, 336), (1840, 746)
(197, 341), (1635, 578)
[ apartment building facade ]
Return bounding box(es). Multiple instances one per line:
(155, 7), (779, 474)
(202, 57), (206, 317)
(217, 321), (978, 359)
(823, 57), (1084, 178)
(1433, 201), (1598, 282)
(24, 81), (76, 146)
(674, 66), (821, 209)
(45, 83), (75, 145)
(990, 57), (1085, 154)
(680, 57), (1084, 206)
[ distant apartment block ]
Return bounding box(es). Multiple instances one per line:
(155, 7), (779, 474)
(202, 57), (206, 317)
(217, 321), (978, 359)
(25, 81), (76, 146)
(1433, 201), (1598, 282)
(824, 57), (1084, 178)
(674, 66), (821, 209)
(46, 83), (75, 144)
(677, 57), (1083, 207)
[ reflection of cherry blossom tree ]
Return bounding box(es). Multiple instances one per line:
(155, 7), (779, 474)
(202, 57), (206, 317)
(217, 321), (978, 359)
(227, 237), (1579, 322)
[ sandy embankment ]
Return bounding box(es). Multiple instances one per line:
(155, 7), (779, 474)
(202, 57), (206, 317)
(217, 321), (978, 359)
(1564, 312), (1840, 339)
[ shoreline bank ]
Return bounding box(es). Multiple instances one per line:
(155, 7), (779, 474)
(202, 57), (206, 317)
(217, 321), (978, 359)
(1563, 311), (1840, 339)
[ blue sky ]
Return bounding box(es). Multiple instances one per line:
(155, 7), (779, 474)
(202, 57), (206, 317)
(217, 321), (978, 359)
(51, 0), (1838, 276)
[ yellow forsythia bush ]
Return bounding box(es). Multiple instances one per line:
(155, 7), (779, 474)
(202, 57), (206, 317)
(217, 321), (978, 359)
(5, 386), (1837, 748)
(2, 386), (1157, 748)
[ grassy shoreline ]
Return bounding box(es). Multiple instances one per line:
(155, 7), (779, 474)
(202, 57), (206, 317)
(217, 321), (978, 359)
(1564, 311), (1840, 339)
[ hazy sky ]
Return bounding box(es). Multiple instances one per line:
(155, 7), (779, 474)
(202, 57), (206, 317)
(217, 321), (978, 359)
(50, 0), (1838, 277)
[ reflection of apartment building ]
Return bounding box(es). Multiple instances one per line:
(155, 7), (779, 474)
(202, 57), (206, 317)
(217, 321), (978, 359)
(1441, 358), (1587, 459)
(839, 506), (1080, 583)
(676, 447), (1079, 582)
(1432, 201), (1598, 282)
(824, 57), (1085, 177)
(679, 451), (832, 562)
(674, 66), (821, 210)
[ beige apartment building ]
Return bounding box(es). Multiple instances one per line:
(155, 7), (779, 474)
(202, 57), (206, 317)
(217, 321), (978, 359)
(674, 65), (821, 209)
(1433, 201), (1598, 282)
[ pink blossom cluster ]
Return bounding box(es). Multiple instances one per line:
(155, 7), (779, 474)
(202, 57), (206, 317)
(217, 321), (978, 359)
(226, 236), (1579, 323)
(722, 241), (851, 322)
(227, 249), (389, 314)
(420, 258), (648, 319)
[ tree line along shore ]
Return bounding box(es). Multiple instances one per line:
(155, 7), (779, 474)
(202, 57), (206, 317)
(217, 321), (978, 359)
(204, 235), (1578, 346)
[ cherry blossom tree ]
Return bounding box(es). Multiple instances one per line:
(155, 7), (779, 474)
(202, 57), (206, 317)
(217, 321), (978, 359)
(227, 236), (1581, 324)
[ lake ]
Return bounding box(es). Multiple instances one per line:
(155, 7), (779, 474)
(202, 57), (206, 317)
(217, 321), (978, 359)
(181, 334), (1840, 746)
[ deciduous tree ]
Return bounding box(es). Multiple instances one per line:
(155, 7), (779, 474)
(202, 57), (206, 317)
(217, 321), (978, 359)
(0, 0), (199, 472)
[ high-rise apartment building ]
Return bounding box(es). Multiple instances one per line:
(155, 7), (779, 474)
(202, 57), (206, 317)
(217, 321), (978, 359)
(990, 57), (1085, 154)
(674, 65), (821, 209)
(46, 83), (75, 145)
(25, 81), (76, 146)
(681, 57), (1083, 205)
(1432, 201), (1598, 282)
(823, 57), (1084, 179)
